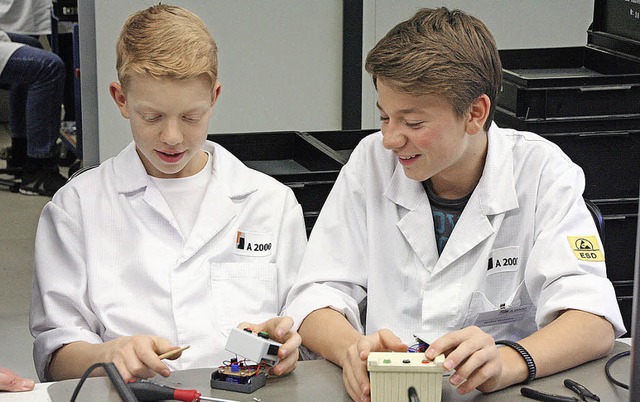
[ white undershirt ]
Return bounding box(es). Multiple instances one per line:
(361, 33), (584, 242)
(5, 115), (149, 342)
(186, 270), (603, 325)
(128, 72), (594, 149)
(150, 151), (212, 239)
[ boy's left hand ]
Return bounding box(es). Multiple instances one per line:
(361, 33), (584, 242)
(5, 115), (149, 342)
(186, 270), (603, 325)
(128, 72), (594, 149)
(425, 326), (502, 395)
(237, 316), (301, 376)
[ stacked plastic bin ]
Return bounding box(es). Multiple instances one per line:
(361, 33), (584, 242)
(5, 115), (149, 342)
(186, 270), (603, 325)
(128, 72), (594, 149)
(494, 0), (640, 334)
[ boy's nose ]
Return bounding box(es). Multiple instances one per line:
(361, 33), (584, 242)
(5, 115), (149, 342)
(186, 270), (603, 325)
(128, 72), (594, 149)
(160, 120), (183, 145)
(382, 123), (406, 150)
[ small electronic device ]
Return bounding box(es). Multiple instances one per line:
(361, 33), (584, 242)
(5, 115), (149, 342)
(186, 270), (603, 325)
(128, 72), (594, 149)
(210, 360), (267, 394)
(367, 352), (445, 402)
(211, 328), (282, 393)
(224, 327), (282, 366)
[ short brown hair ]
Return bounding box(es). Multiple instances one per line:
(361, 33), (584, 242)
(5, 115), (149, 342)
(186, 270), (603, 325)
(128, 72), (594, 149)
(115, 4), (218, 90)
(365, 7), (502, 130)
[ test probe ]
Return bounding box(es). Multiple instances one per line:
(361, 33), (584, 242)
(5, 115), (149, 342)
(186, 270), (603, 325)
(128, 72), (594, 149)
(128, 379), (240, 402)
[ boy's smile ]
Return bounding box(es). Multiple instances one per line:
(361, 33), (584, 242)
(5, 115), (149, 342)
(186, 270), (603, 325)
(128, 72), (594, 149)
(110, 74), (221, 178)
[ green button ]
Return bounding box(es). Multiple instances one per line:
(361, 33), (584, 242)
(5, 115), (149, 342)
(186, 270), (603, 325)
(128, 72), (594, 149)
(383, 359), (391, 364)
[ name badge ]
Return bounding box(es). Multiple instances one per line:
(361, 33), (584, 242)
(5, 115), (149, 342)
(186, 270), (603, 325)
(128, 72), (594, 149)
(487, 246), (520, 273)
(474, 304), (532, 327)
(235, 230), (273, 257)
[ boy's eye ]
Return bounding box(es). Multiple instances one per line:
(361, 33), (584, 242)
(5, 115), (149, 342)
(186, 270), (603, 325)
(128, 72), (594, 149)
(183, 115), (200, 122)
(405, 121), (424, 128)
(142, 114), (161, 122)
(379, 116), (389, 122)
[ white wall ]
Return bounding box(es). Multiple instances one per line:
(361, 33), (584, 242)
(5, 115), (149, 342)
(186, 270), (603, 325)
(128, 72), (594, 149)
(361, 0), (595, 128)
(82, 0), (343, 163)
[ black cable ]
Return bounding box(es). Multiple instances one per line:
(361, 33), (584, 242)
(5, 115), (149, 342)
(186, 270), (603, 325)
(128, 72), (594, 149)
(408, 386), (421, 402)
(604, 350), (630, 390)
(69, 362), (102, 402)
(69, 362), (139, 402)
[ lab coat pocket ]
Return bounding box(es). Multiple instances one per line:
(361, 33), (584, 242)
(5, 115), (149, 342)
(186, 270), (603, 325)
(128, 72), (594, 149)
(210, 262), (279, 336)
(462, 281), (537, 340)
(461, 291), (496, 328)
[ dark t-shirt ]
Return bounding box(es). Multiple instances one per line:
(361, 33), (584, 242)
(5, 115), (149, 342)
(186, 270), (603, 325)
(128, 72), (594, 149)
(423, 180), (471, 255)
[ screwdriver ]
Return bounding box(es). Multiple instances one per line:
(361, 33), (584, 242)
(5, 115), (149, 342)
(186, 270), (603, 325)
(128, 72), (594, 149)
(127, 379), (240, 402)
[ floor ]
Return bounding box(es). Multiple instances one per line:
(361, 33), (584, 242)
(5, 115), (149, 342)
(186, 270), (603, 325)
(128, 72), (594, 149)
(0, 123), (51, 382)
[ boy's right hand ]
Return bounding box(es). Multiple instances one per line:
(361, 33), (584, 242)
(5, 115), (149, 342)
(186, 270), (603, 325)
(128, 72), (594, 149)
(103, 335), (182, 381)
(342, 329), (408, 402)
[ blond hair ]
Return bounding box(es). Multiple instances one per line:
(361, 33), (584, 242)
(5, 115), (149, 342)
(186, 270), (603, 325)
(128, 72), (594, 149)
(365, 7), (502, 130)
(115, 4), (218, 90)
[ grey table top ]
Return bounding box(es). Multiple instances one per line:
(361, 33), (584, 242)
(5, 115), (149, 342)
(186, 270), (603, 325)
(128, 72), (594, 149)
(48, 341), (631, 401)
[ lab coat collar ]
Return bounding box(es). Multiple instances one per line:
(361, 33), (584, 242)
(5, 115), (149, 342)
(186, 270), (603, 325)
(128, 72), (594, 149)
(385, 162), (439, 272)
(113, 142), (151, 194)
(112, 141), (259, 198)
(112, 141), (259, 258)
(181, 141), (260, 257)
(475, 122), (519, 216)
(434, 125), (519, 271)
(384, 162), (426, 211)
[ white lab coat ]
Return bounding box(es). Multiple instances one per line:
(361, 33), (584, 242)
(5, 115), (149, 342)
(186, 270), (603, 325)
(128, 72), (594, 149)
(284, 124), (625, 348)
(30, 141), (307, 381)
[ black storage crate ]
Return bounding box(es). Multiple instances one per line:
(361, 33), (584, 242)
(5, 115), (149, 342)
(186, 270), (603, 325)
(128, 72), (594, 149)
(597, 198), (639, 337)
(209, 131), (343, 181)
(614, 280), (633, 336)
(540, 130), (640, 201)
(497, 0), (640, 123)
(303, 129), (378, 164)
(596, 199), (639, 283)
(494, 108), (640, 134)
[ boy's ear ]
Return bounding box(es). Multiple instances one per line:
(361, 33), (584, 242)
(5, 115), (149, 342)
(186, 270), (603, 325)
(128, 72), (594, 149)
(465, 94), (490, 135)
(211, 81), (222, 107)
(109, 82), (130, 119)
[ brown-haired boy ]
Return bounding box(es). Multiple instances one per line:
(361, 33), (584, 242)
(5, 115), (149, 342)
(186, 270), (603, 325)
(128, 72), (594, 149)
(285, 7), (624, 400)
(30, 4), (307, 382)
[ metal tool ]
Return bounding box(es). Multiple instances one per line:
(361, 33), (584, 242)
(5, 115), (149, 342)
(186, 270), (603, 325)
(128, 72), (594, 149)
(563, 379), (600, 401)
(127, 379), (240, 402)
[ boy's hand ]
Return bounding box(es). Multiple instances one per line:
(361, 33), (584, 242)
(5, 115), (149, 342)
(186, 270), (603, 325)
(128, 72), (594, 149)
(0, 368), (35, 392)
(342, 329), (408, 402)
(103, 335), (182, 381)
(238, 316), (301, 376)
(425, 326), (502, 395)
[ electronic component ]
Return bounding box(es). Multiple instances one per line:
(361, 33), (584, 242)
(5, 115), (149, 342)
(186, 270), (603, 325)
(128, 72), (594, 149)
(210, 362), (267, 394)
(367, 352), (445, 402)
(224, 327), (281, 366)
(211, 328), (282, 394)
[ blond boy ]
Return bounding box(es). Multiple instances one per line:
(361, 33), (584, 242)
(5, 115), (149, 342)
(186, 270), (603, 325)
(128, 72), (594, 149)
(30, 4), (306, 382)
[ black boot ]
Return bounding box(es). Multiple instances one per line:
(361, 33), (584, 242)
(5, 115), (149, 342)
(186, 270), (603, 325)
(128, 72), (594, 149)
(19, 156), (68, 197)
(4, 138), (27, 173)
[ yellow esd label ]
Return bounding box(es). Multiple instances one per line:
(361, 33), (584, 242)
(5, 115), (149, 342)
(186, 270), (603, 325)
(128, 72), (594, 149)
(567, 236), (604, 262)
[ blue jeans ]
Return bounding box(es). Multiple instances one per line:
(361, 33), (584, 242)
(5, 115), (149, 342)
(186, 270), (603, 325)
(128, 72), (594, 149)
(0, 33), (65, 158)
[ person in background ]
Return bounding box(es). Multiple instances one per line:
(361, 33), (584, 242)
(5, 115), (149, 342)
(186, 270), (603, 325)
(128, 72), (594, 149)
(284, 7), (624, 401)
(0, 367), (34, 392)
(0, 0), (51, 36)
(30, 4), (307, 382)
(0, 0), (78, 125)
(0, 31), (67, 196)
